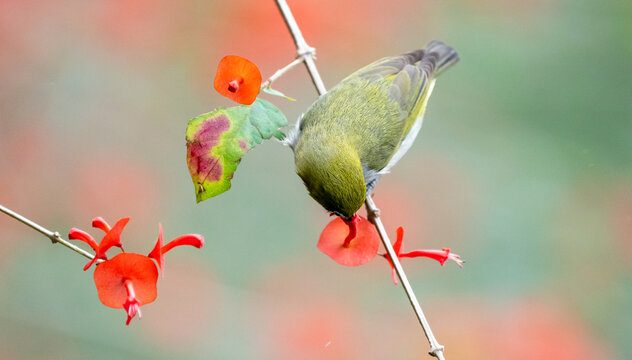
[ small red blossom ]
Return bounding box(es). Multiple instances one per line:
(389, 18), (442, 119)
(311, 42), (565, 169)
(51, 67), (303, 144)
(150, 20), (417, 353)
(382, 227), (463, 285)
(94, 253), (158, 325)
(213, 55), (262, 105)
(68, 217), (129, 270)
(70, 217), (204, 325)
(317, 214), (380, 266)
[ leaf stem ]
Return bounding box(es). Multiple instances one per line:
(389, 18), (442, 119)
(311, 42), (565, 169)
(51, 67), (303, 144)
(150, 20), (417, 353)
(261, 57), (303, 89)
(0, 204), (96, 260)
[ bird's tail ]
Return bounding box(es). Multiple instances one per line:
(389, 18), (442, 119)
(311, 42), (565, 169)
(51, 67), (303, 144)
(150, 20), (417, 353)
(421, 41), (459, 78)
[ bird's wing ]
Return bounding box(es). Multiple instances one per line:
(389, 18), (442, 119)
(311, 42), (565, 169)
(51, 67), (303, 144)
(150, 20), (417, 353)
(351, 41), (458, 138)
(355, 42), (459, 178)
(342, 50), (430, 139)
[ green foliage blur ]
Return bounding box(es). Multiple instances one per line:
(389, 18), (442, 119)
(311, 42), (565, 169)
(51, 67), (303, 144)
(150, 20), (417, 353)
(0, 0), (630, 359)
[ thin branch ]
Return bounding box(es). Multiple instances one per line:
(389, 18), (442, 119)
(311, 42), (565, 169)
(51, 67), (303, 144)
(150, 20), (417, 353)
(272, 1), (447, 358)
(0, 204), (96, 260)
(365, 196), (446, 360)
(273, 0), (327, 96)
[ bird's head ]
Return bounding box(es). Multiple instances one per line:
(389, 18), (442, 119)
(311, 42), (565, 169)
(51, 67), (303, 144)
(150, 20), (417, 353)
(294, 137), (366, 219)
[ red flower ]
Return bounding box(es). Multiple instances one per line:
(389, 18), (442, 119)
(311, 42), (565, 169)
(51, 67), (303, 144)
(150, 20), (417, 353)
(382, 227), (463, 285)
(68, 217), (129, 271)
(213, 55), (262, 105)
(70, 217), (204, 325)
(148, 223), (204, 277)
(317, 214), (380, 266)
(93, 253), (158, 325)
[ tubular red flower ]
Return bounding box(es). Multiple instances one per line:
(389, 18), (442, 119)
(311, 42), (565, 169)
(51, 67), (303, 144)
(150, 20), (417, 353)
(213, 55), (262, 105)
(318, 215), (380, 266)
(382, 226), (463, 285)
(148, 223), (205, 277)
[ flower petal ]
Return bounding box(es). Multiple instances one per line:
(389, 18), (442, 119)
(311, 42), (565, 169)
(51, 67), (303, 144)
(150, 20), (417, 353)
(124, 299), (141, 326)
(214, 55), (262, 105)
(381, 227), (463, 283)
(400, 248), (464, 267)
(92, 217), (111, 234)
(98, 217), (129, 253)
(148, 224), (204, 278)
(317, 215), (380, 266)
(161, 234), (205, 254)
(93, 253), (158, 309)
(383, 227), (404, 269)
(148, 223), (165, 277)
(68, 228), (98, 251)
(393, 227), (404, 256)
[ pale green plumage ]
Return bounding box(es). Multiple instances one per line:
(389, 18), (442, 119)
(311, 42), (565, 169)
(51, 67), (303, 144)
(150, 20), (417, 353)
(293, 41), (459, 218)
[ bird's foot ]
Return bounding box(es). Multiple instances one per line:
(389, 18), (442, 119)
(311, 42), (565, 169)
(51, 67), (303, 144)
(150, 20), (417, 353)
(367, 206), (381, 223)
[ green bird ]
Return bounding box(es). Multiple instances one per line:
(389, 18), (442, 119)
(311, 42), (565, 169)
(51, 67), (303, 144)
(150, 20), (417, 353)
(286, 41), (459, 220)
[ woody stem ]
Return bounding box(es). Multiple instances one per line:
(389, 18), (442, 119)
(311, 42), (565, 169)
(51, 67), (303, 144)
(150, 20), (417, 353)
(0, 204), (96, 261)
(273, 0), (327, 95)
(272, 1), (446, 358)
(365, 196), (445, 359)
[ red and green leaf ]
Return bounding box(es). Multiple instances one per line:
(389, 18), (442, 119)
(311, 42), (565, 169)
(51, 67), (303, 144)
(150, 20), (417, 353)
(186, 98), (287, 202)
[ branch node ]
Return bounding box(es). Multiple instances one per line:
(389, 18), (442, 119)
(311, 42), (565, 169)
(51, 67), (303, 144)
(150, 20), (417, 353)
(367, 206), (381, 224)
(429, 344), (445, 357)
(297, 45), (315, 59)
(50, 231), (61, 244)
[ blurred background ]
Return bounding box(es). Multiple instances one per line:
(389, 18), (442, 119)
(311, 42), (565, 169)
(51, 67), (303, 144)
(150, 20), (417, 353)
(1, 0), (630, 359)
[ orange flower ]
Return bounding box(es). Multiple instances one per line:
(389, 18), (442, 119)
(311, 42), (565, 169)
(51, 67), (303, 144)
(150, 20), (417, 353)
(213, 55), (261, 105)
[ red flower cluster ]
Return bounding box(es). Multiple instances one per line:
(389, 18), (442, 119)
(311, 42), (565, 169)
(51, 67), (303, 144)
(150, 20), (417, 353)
(69, 217), (204, 325)
(214, 55), (261, 105)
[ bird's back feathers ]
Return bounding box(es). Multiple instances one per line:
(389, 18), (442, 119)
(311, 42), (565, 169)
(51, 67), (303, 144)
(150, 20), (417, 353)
(294, 41), (458, 173)
(291, 41), (459, 217)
